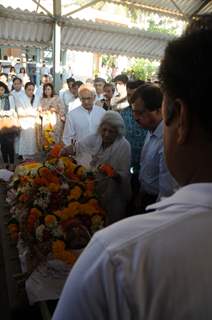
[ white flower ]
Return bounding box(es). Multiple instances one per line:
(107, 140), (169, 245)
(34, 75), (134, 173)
(36, 224), (45, 242)
(61, 183), (69, 190)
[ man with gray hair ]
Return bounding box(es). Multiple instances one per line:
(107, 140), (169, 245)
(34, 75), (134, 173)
(63, 84), (106, 145)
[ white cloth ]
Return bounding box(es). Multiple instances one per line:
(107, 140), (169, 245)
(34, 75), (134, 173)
(63, 105), (105, 145)
(17, 73), (30, 85)
(53, 183), (212, 320)
(11, 89), (25, 153)
(75, 133), (131, 175)
(11, 88), (24, 101)
(68, 97), (81, 112)
(75, 134), (131, 223)
(62, 89), (75, 114)
(15, 92), (40, 156)
(35, 85), (43, 99)
(40, 66), (49, 76)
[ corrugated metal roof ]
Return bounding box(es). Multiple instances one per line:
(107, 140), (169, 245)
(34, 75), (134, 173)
(110, 0), (212, 18)
(0, 4), (174, 59)
(61, 16), (173, 59)
(0, 7), (53, 48)
(1, 1), (211, 58)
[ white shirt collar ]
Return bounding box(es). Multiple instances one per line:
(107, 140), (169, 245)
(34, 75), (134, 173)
(79, 105), (94, 113)
(147, 183), (212, 211)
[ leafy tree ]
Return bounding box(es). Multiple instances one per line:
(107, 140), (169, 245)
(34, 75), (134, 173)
(125, 58), (159, 81)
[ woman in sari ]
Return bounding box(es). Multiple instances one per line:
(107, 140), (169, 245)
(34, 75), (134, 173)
(16, 81), (40, 159)
(61, 111), (131, 224)
(0, 81), (18, 170)
(37, 83), (65, 151)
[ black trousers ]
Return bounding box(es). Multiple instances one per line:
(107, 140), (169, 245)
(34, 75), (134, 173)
(0, 133), (15, 164)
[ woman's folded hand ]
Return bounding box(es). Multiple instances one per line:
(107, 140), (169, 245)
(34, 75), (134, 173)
(59, 144), (76, 157)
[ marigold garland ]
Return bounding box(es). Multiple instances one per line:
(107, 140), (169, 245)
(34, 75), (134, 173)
(7, 144), (106, 268)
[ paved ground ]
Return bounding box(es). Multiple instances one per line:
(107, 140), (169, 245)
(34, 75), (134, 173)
(0, 184), (43, 319)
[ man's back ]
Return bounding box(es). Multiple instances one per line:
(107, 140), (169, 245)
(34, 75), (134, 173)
(53, 183), (212, 320)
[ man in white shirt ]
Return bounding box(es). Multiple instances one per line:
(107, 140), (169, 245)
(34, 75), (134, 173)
(61, 77), (75, 114)
(53, 15), (212, 320)
(35, 74), (52, 99)
(94, 77), (106, 107)
(40, 61), (49, 76)
(63, 84), (105, 145)
(68, 80), (83, 112)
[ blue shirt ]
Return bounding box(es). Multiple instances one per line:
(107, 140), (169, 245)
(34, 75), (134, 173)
(139, 121), (175, 197)
(121, 106), (147, 173)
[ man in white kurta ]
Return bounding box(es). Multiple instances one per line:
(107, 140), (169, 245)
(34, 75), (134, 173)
(63, 84), (105, 145)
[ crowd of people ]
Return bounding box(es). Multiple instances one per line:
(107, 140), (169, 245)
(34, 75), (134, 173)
(52, 13), (212, 320)
(2, 13), (212, 319)
(0, 66), (175, 220)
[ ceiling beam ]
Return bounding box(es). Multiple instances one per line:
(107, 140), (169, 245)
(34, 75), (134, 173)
(35, 0), (41, 13)
(170, 0), (189, 20)
(32, 0), (53, 17)
(108, 0), (184, 19)
(63, 0), (102, 17)
(190, 0), (211, 18)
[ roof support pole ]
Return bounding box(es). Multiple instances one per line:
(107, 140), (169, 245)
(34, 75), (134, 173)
(35, 47), (40, 87)
(53, 0), (62, 93)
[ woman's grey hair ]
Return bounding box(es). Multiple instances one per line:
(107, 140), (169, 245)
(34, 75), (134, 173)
(97, 111), (126, 137)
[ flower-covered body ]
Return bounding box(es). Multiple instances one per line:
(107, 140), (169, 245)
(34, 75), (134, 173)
(7, 145), (105, 269)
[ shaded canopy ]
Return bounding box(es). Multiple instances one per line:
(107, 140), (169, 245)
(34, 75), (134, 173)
(0, 0), (211, 59)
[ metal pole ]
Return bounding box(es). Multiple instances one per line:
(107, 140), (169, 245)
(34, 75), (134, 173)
(53, 0), (62, 93)
(53, 22), (61, 93)
(36, 47), (40, 87)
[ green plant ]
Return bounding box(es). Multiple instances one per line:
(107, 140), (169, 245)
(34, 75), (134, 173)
(125, 58), (159, 81)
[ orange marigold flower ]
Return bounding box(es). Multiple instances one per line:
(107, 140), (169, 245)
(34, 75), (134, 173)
(45, 214), (57, 226)
(50, 144), (63, 158)
(48, 183), (60, 193)
(63, 251), (77, 265)
(8, 224), (18, 232)
(39, 167), (51, 177)
(69, 186), (82, 201)
(80, 203), (94, 215)
(33, 176), (49, 186)
(99, 164), (116, 177)
(19, 194), (29, 202)
(68, 201), (80, 215)
(74, 165), (86, 178)
(52, 240), (65, 254)
(85, 180), (95, 192)
(30, 208), (41, 218)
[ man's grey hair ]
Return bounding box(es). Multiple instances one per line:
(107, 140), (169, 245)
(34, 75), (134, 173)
(78, 84), (96, 97)
(97, 111), (126, 137)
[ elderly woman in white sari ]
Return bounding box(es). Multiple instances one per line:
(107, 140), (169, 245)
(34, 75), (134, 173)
(61, 111), (131, 224)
